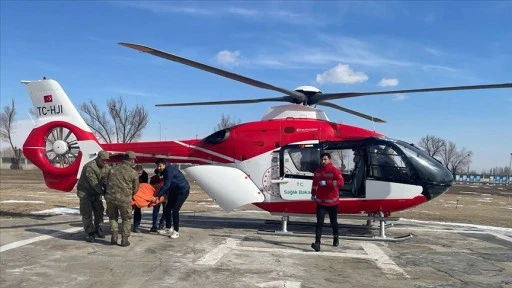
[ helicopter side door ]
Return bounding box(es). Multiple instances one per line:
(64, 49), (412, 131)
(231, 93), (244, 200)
(275, 143), (321, 200)
(323, 142), (368, 198)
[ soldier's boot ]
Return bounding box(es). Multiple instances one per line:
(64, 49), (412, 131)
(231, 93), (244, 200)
(94, 226), (105, 239)
(311, 241), (321, 252)
(85, 232), (95, 243)
(110, 232), (118, 245)
(120, 237), (130, 247)
(333, 235), (339, 247)
(132, 225), (141, 233)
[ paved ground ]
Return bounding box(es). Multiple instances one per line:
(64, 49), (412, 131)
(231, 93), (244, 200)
(1, 211), (511, 288)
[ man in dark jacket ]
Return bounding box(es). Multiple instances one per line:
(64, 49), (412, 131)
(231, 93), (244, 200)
(152, 159), (190, 239)
(310, 152), (344, 252)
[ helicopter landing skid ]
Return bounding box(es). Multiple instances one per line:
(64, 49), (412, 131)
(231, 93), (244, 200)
(257, 213), (412, 242)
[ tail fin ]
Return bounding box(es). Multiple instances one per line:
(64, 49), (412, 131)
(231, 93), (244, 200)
(22, 79), (104, 192)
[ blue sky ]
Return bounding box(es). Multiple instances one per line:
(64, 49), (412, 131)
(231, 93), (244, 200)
(1, 1), (511, 172)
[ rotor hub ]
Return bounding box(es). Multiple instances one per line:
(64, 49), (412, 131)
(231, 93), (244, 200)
(293, 85), (321, 94)
(293, 86), (322, 105)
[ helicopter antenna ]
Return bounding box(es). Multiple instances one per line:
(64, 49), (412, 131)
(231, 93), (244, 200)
(27, 111), (36, 126)
(371, 117), (376, 132)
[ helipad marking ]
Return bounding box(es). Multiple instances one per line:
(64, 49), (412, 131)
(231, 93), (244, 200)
(256, 280), (302, 287)
(233, 246), (370, 259)
(0, 227), (82, 253)
(392, 227), (512, 243)
(195, 235), (244, 265)
(360, 243), (410, 279)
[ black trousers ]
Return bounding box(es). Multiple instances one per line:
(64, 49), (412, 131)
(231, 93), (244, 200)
(315, 204), (339, 243)
(164, 190), (190, 232)
(133, 207), (141, 228)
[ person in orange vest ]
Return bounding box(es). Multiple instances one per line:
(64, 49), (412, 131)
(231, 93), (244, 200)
(310, 152), (344, 252)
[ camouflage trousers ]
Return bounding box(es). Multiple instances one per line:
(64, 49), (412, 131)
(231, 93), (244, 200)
(78, 193), (104, 234)
(106, 201), (132, 238)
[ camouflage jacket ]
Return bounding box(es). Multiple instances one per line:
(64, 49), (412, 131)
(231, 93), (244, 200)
(105, 160), (139, 206)
(76, 159), (110, 198)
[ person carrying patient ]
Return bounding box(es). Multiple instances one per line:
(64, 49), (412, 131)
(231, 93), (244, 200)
(105, 151), (139, 247)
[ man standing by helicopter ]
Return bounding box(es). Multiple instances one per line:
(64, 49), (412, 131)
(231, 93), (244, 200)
(105, 151), (139, 247)
(76, 150), (110, 243)
(310, 152), (344, 252)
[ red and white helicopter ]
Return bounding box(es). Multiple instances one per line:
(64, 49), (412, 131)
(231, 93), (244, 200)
(22, 43), (512, 239)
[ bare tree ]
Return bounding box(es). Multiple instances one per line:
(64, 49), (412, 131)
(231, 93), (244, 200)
(418, 134), (446, 158)
(215, 113), (241, 131)
(440, 141), (472, 175)
(0, 99), (22, 169)
(80, 96), (149, 143)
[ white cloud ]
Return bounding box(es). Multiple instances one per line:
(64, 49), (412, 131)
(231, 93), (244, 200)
(111, 88), (157, 97)
(378, 78), (399, 87)
(316, 64), (368, 84)
(227, 7), (258, 16)
(215, 50), (241, 67)
(393, 94), (408, 101)
(424, 47), (441, 56)
(111, 1), (213, 15)
(111, 2), (313, 24)
(422, 65), (459, 72)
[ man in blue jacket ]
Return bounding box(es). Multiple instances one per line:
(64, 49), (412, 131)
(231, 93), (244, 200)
(152, 159), (190, 239)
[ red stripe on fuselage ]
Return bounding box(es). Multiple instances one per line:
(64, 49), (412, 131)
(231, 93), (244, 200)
(254, 195), (427, 215)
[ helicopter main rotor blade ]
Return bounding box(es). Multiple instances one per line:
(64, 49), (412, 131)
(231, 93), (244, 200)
(316, 101), (386, 123)
(156, 96), (295, 107)
(310, 83), (512, 104)
(119, 42), (306, 103)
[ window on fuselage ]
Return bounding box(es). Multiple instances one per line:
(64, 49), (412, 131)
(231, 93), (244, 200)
(203, 129), (230, 144)
(283, 147), (320, 175)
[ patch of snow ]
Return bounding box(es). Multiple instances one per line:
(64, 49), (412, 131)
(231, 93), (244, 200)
(31, 207), (80, 215)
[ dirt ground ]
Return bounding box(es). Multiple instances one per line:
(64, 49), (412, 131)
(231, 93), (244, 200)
(0, 169), (511, 228)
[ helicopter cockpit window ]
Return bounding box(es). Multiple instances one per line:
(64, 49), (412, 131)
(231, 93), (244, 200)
(394, 140), (453, 184)
(203, 128), (230, 144)
(368, 144), (414, 183)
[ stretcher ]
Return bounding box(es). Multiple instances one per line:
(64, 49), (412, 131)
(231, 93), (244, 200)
(131, 183), (165, 208)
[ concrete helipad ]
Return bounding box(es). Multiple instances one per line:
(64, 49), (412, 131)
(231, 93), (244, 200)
(1, 211), (511, 288)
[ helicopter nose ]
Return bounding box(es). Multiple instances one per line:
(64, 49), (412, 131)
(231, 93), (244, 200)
(422, 183), (452, 201)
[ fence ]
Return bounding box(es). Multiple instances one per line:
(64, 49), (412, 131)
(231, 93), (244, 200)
(0, 157), (37, 170)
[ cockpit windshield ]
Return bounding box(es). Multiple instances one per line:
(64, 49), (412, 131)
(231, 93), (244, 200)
(392, 139), (453, 185)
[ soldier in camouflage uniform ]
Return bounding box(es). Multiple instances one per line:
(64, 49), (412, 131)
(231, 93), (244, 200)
(105, 151), (139, 247)
(76, 150), (110, 243)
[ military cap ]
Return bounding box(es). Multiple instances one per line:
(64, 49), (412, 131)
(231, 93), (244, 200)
(125, 151), (137, 159)
(97, 150), (110, 160)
